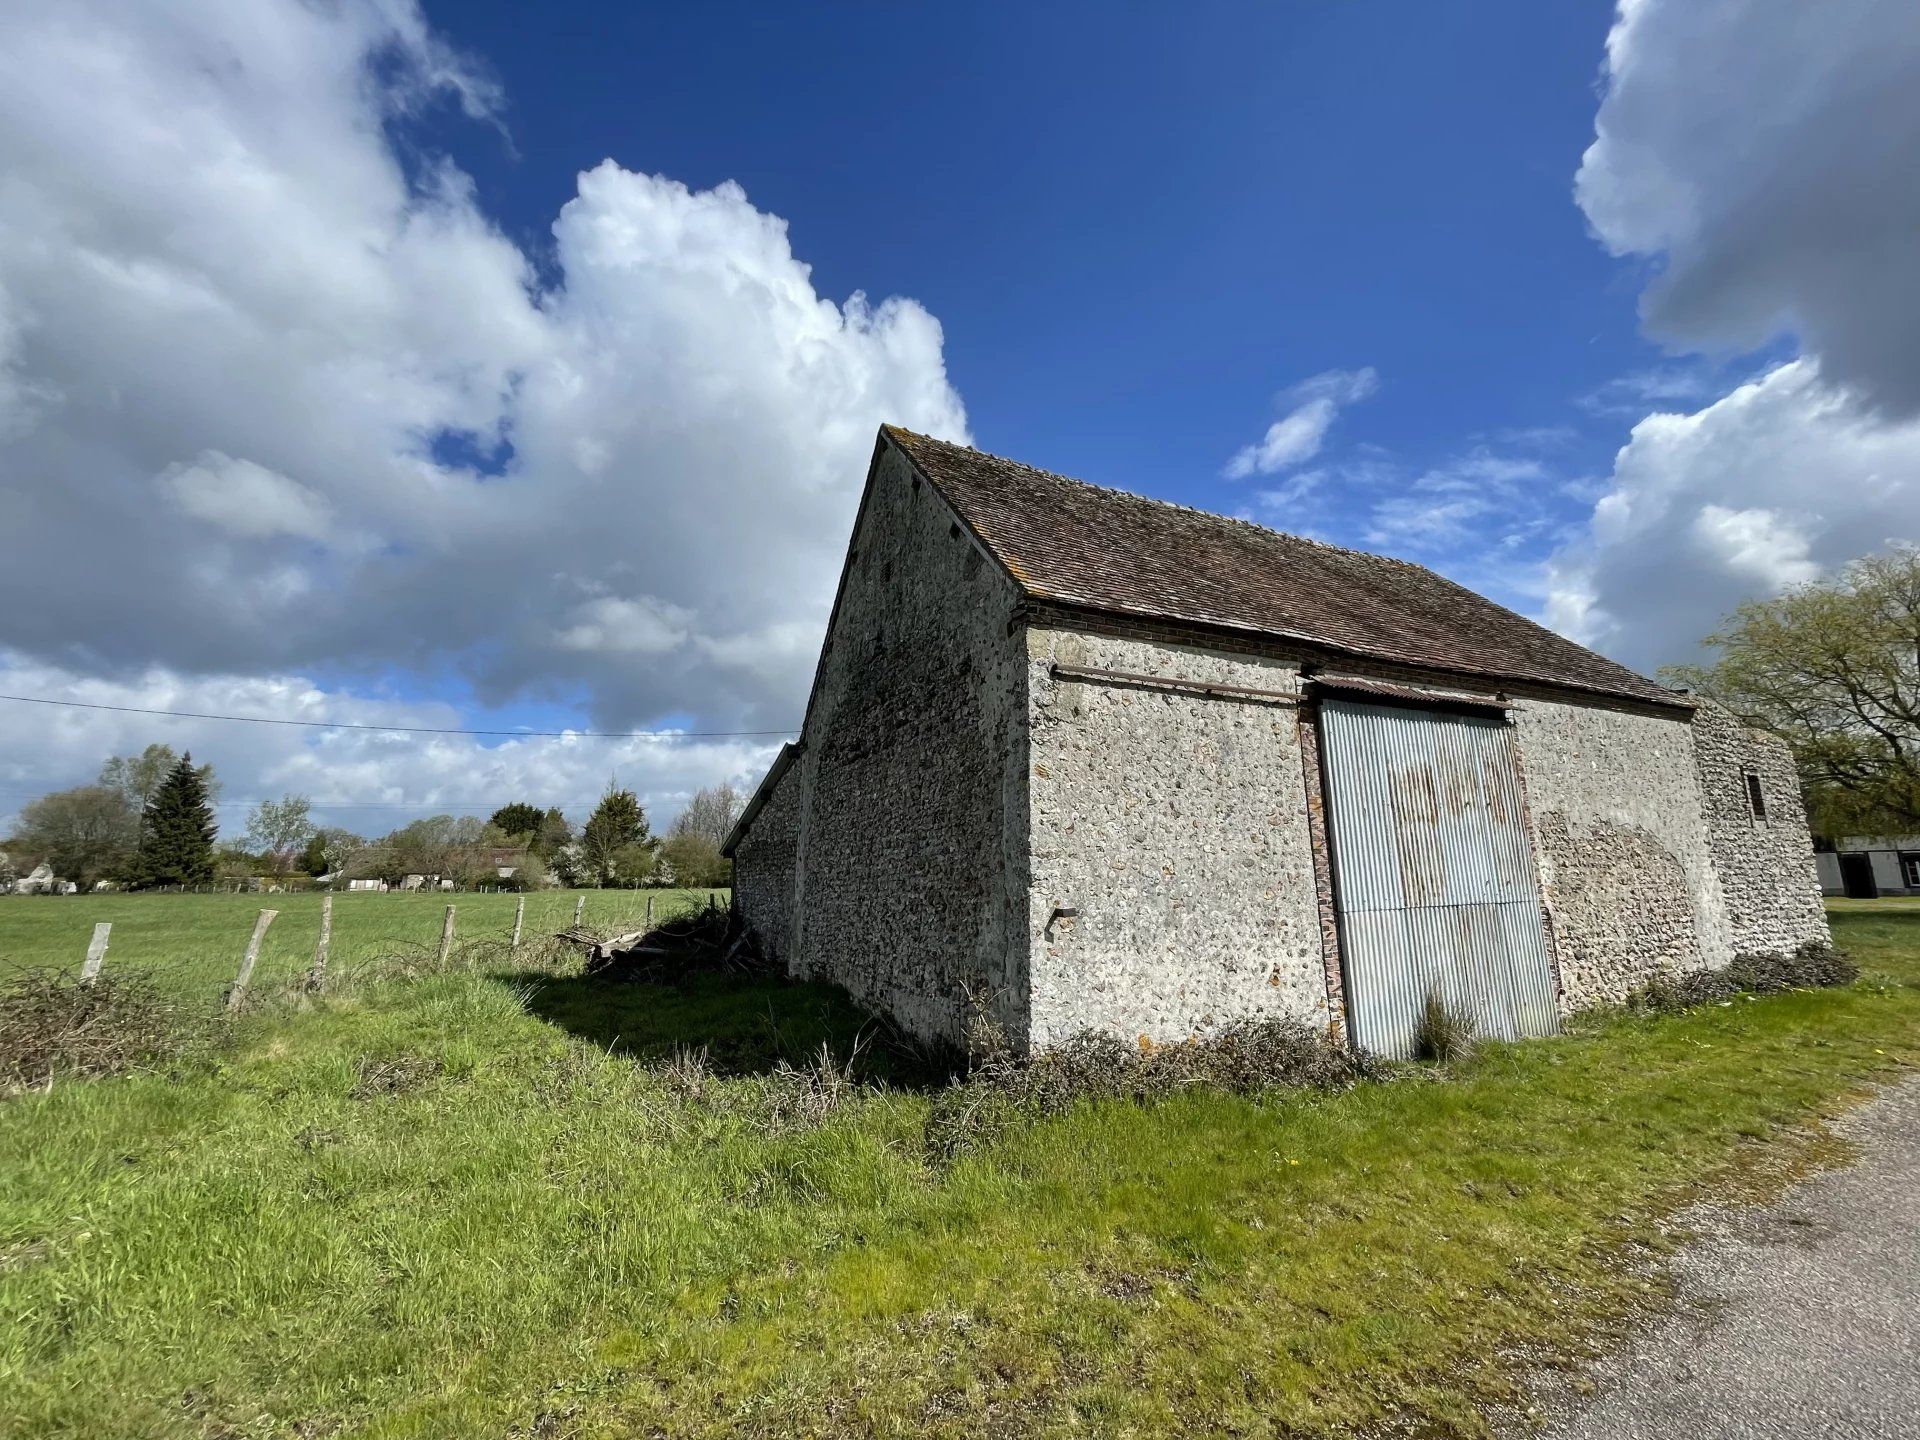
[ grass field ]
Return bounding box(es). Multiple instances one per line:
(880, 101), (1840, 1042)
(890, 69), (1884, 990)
(0, 901), (1916, 1438)
(0, 889), (727, 1000)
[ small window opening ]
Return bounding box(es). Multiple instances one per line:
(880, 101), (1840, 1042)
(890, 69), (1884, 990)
(949, 522), (962, 539)
(1744, 772), (1767, 821)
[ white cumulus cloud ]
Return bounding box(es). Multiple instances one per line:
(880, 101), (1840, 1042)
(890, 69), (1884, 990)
(1547, 361), (1919, 669)
(158, 452), (334, 542)
(1224, 367), (1377, 478)
(1552, 0), (1920, 675)
(1577, 0), (1920, 417)
(0, 0), (967, 759)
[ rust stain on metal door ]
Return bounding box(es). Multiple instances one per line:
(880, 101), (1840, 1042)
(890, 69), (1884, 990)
(1320, 698), (1558, 1058)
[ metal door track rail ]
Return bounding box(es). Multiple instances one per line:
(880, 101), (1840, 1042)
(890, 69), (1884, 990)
(1049, 662), (1303, 707)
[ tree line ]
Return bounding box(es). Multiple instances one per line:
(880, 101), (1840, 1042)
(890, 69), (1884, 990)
(1, 746), (744, 893)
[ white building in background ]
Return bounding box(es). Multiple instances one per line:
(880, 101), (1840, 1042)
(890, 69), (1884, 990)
(1818, 838), (1920, 898)
(9, 862), (79, 895)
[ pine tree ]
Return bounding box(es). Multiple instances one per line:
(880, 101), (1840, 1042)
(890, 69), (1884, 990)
(133, 752), (219, 888)
(580, 781), (649, 886)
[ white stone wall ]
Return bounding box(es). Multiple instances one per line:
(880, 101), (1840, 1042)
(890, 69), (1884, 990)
(1022, 627), (1329, 1050)
(1512, 698), (1734, 1005)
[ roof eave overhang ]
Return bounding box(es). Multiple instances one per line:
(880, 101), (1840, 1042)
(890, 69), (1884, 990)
(722, 739), (802, 858)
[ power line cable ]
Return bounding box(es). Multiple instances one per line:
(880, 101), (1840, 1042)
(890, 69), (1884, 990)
(0, 692), (797, 739)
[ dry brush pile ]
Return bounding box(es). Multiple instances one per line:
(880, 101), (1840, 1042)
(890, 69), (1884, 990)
(1630, 940), (1859, 1012)
(0, 969), (212, 1094)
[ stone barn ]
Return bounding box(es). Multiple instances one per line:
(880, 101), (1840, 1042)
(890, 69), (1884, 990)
(724, 426), (1830, 1057)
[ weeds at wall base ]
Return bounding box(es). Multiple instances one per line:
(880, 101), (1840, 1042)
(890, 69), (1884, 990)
(1625, 940), (1860, 1014)
(926, 1018), (1383, 1165)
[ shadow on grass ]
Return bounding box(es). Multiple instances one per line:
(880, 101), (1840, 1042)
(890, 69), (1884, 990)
(492, 968), (937, 1083)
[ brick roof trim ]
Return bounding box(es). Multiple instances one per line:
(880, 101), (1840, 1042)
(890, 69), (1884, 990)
(881, 425), (1686, 712)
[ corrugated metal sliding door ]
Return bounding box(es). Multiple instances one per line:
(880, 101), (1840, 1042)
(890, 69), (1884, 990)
(1320, 697), (1559, 1058)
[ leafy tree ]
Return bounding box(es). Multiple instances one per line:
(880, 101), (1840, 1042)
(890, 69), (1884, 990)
(12, 786), (139, 887)
(307, 826), (363, 876)
(1665, 545), (1920, 834)
(670, 781), (744, 850)
(608, 842), (656, 889)
(245, 794), (314, 876)
(492, 851), (548, 892)
(131, 754), (219, 887)
(216, 844), (264, 883)
(100, 744), (219, 807)
(549, 841), (585, 889)
(581, 782), (650, 886)
(533, 806), (573, 857)
(300, 833), (330, 876)
(489, 802), (544, 840)
(382, 814), (488, 881)
(659, 830), (728, 888)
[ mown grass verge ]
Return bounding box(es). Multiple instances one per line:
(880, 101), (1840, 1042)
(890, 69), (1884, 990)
(0, 902), (1915, 1438)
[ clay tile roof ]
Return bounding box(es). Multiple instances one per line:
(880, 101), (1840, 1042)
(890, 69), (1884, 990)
(882, 426), (1682, 710)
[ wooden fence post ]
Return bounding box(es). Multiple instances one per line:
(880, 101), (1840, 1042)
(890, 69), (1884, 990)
(573, 894), (584, 928)
(646, 895), (653, 927)
(438, 904), (457, 967)
(511, 895), (525, 951)
(306, 893), (333, 992)
(81, 923), (112, 984)
(227, 909), (278, 1012)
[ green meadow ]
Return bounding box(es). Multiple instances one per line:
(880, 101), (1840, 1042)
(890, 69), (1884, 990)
(0, 900), (1915, 1438)
(0, 888), (726, 1000)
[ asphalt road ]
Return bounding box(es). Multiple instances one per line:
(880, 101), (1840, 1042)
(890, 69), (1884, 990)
(1534, 1075), (1920, 1440)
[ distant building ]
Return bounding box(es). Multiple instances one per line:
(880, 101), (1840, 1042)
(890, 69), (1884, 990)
(1817, 838), (1920, 898)
(10, 862), (70, 895)
(726, 427), (1829, 1060)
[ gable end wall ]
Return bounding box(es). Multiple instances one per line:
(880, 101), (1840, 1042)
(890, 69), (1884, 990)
(733, 444), (1031, 1049)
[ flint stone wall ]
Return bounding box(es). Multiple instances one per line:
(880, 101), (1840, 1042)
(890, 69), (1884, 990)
(1689, 699), (1831, 955)
(1023, 627), (1329, 1051)
(1512, 698), (1733, 1005)
(730, 751), (800, 969)
(735, 447), (1031, 1048)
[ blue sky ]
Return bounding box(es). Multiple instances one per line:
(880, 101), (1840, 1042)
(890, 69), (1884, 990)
(2, 0), (1917, 831)
(433, 1), (1639, 594)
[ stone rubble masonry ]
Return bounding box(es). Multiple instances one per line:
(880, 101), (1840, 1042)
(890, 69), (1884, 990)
(733, 445), (1032, 1049)
(732, 447), (1832, 1054)
(1513, 698), (1734, 1006)
(1689, 698), (1831, 957)
(728, 747), (799, 983)
(1024, 626), (1326, 1052)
